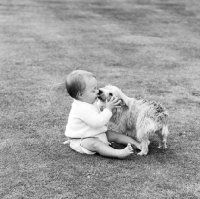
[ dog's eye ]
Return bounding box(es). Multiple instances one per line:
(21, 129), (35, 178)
(109, 93), (113, 96)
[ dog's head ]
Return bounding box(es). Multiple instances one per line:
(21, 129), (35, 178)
(98, 85), (129, 125)
(98, 85), (126, 107)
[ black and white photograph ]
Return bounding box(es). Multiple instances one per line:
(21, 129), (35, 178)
(1, 0), (200, 198)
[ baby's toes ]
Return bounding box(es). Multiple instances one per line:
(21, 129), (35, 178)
(127, 143), (133, 151)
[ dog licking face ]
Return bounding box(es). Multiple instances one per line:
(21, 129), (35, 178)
(98, 85), (169, 156)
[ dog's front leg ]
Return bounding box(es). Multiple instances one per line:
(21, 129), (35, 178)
(137, 131), (150, 156)
(137, 140), (149, 156)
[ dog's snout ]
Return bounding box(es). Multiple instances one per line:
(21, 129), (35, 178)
(98, 89), (103, 95)
(109, 93), (113, 96)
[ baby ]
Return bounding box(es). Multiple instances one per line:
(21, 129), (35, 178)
(64, 70), (141, 159)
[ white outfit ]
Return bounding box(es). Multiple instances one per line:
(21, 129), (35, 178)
(65, 99), (112, 154)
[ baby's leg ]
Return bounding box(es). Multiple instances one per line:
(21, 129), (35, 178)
(81, 137), (133, 159)
(106, 130), (141, 150)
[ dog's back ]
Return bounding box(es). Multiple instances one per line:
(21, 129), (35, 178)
(135, 99), (168, 126)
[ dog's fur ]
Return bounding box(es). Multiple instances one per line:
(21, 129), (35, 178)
(98, 85), (169, 155)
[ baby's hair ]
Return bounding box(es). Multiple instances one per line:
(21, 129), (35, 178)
(65, 70), (96, 99)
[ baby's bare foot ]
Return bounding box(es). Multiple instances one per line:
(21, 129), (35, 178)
(118, 143), (133, 159)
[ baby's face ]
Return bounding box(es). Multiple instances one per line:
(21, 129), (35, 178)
(81, 77), (98, 104)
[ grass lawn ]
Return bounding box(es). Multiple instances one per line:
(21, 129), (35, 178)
(1, 0), (200, 198)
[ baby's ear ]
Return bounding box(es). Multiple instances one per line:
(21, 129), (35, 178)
(76, 91), (83, 100)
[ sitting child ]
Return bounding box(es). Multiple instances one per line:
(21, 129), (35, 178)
(64, 70), (141, 159)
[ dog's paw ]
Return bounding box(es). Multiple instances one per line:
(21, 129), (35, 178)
(137, 151), (148, 156)
(158, 144), (167, 149)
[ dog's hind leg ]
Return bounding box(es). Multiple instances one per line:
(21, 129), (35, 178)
(157, 125), (169, 149)
(162, 125), (169, 149)
(156, 130), (164, 149)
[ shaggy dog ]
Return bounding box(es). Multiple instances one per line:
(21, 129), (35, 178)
(98, 85), (169, 156)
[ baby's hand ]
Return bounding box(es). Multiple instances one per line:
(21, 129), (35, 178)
(106, 96), (121, 111)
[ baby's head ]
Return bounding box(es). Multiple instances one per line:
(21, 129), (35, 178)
(65, 70), (98, 104)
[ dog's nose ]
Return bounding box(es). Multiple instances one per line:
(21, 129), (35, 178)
(98, 89), (103, 95)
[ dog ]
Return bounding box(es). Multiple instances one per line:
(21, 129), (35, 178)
(98, 85), (169, 156)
